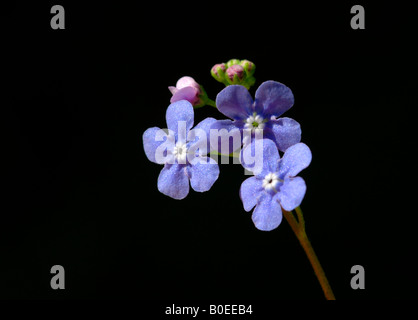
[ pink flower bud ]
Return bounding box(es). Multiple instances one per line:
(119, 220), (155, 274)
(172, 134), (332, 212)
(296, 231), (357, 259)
(170, 87), (200, 105)
(211, 63), (226, 77)
(226, 65), (244, 81)
(240, 60), (254, 72)
(168, 86), (178, 95)
(175, 76), (201, 94)
(168, 76), (202, 106)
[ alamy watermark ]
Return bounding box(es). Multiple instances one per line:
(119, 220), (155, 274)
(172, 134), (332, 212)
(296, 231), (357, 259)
(50, 5), (65, 30)
(350, 265), (365, 289)
(50, 265), (65, 289)
(350, 5), (365, 30)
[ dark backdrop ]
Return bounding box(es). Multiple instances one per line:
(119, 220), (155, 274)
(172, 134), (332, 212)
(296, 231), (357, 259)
(2, 2), (417, 301)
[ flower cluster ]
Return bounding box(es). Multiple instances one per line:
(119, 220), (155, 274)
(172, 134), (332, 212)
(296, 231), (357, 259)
(142, 59), (312, 231)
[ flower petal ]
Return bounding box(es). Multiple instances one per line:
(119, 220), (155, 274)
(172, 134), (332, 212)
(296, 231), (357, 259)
(278, 143), (312, 178)
(166, 100), (194, 142)
(265, 117), (301, 152)
(239, 176), (264, 212)
(157, 163), (189, 200)
(254, 81), (294, 117)
(240, 139), (280, 177)
(168, 86), (178, 94)
(143, 127), (175, 164)
(193, 117), (218, 137)
(176, 76), (200, 91)
(187, 117), (217, 156)
(216, 85), (253, 120)
(277, 177), (306, 211)
(188, 157), (220, 192)
(252, 193), (283, 231)
(209, 119), (243, 155)
(170, 87), (200, 105)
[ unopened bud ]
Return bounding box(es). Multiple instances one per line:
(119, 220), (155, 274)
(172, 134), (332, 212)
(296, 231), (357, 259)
(240, 59), (255, 76)
(226, 59), (241, 67)
(212, 63), (226, 76)
(210, 59), (257, 89)
(226, 65), (245, 82)
(176, 76), (201, 93)
(169, 76), (201, 106)
(168, 76), (215, 109)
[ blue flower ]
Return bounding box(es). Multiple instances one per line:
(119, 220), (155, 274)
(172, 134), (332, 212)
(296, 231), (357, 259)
(211, 81), (301, 153)
(143, 100), (219, 199)
(240, 139), (312, 231)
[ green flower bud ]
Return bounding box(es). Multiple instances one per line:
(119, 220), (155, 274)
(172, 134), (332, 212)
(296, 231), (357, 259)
(240, 59), (255, 77)
(226, 59), (241, 67)
(211, 63), (227, 83)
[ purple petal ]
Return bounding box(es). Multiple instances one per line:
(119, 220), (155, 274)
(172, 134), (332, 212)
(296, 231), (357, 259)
(252, 193), (283, 231)
(277, 177), (306, 211)
(216, 85), (253, 120)
(265, 117), (301, 152)
(187, 157), (219, 192)
(193, 117), (218, 137)
(254, 81), (294, 117)
(209, 120), (243, 155)
(143, 127), (175, 164)
(239, 176), (264, 212)
(157, 163), (189, 200)
(187, 117), (217, 155)
(240, 139), (280, 177)
(166, 100), (194, 142)
(278, 143), (312, 178)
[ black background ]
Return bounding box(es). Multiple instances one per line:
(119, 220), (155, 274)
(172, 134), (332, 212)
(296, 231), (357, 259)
(2, 1), (417, 302)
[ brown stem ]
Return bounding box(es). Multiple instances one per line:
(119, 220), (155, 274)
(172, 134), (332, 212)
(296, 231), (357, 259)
(282, 208), (336, 300)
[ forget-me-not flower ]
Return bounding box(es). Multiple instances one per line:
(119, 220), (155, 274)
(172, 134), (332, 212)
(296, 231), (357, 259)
(240, 139), (312, 231)
(211, 81), (301, 153)
(143, 100), (219, 199)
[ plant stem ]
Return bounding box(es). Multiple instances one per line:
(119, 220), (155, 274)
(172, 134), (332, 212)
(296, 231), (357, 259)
(206, 98), (217, 108)
(209, 151), (240, 158)
(282, 207), (336, 300)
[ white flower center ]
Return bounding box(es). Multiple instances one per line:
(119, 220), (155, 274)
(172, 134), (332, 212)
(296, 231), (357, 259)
(244, 113), (265, 132)
(173, 142), (188, 163)
(262, 172), (280, 191)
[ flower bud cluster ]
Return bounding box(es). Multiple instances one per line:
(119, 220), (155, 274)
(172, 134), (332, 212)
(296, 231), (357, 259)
(211, 59), (256, 89)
